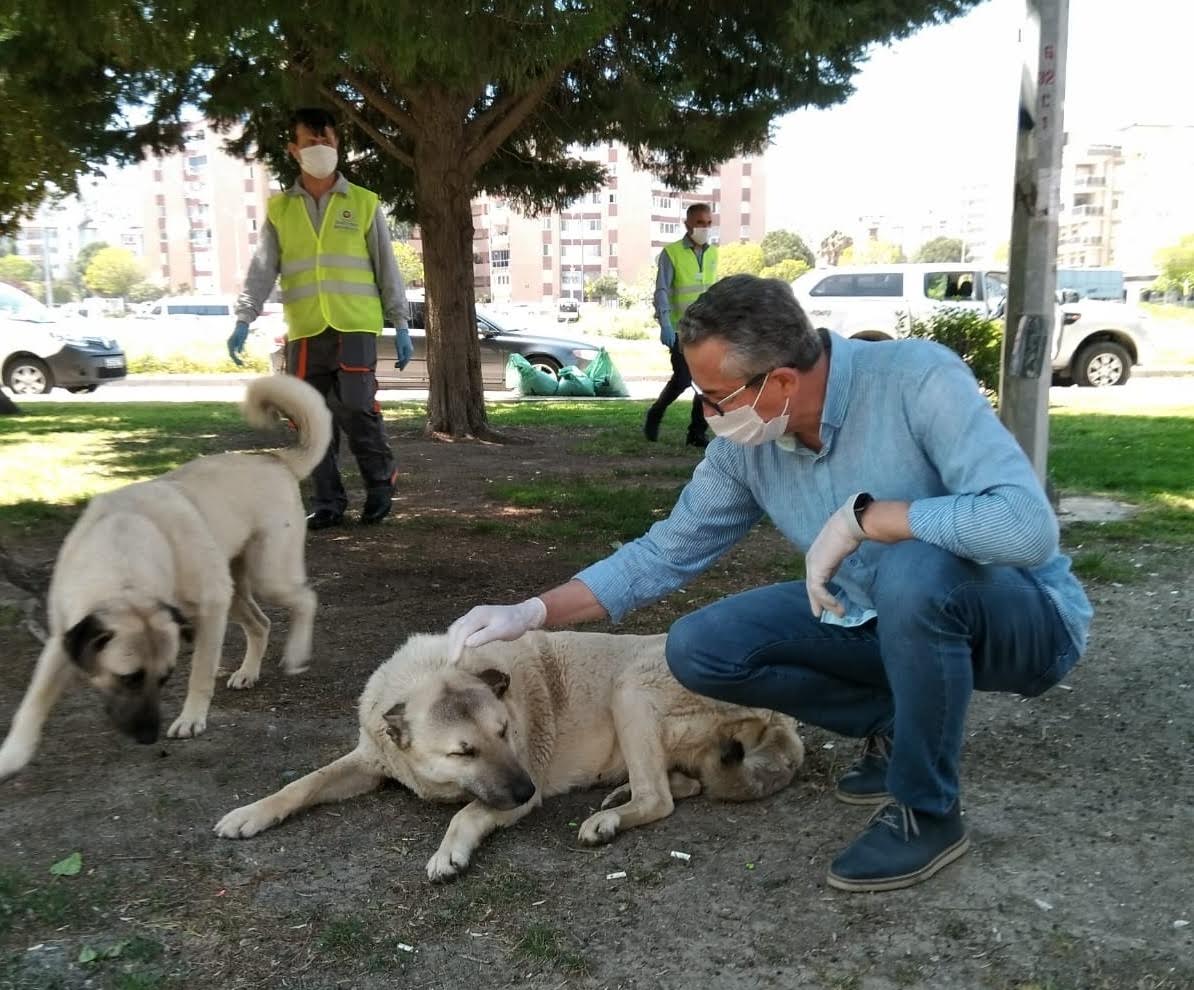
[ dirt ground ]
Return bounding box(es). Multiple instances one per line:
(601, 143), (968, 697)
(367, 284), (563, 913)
(1, 422), (1191, 990)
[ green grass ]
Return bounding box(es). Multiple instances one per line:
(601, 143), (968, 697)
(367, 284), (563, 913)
(316, 916), (370, 958)
(0, 867), (101, 936)
(1050, 408), (1194, 544)
(513, 923), (590, 975)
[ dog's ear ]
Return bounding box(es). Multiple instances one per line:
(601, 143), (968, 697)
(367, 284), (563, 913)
(476, 668), (510, 699)
(161, 603), (193, 644)
(383, 703), (411, 749)
(63, 613), (113, 673)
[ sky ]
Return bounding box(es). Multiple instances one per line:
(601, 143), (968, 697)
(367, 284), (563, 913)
(764, 0), (1194, 244)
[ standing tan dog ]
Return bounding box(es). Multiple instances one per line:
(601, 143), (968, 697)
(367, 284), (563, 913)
(0, 376), (332, 779)
(215, 631), (804, 881)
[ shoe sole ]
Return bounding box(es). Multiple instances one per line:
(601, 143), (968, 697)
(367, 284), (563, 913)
(834, 788), (893, 807)
(825, 834), (971, 893)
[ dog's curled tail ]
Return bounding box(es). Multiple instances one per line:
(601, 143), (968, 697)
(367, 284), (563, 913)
(242, 376), (333, 480)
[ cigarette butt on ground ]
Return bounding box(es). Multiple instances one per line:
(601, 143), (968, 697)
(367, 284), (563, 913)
(670, 850), (692, 862)
(605, 870), (627, 880)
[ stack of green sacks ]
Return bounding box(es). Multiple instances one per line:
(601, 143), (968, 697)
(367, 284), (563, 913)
(507, 347), (630, 398)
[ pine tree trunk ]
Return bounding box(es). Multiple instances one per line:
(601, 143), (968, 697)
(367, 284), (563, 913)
(413, 132), (493, 440)
(0, 391), (21, 415)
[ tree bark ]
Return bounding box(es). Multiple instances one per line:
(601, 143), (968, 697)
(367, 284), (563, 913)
(413, 123), (493, 439)
(0, 390), (21, 415)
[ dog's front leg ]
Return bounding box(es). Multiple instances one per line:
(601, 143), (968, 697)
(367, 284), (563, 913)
(215, 748), (384, 838)
(426, 796), (541, 883)
(0, 640), (72, 780)
(168, 604), (229, 739)
(579, 692), (675, 845)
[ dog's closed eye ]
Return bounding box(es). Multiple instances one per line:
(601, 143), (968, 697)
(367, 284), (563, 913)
(119, 671), (146, 689)
(450, 745), (477, 758)
(498, 724), (509, 740)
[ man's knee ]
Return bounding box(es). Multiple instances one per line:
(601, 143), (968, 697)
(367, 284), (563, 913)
(665, 611), (717, 693)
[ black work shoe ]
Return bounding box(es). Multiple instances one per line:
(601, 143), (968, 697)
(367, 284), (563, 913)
(686, 434), (709, 449)
(827, 800), (970, 893)
(643, 406), (663, 442)
(359, 485), (394, 525)
(835, 733), (893, 806)
(306, 509), (345, 531)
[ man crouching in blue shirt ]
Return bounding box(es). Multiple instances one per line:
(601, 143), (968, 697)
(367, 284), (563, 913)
(445, 273), (1093, 892)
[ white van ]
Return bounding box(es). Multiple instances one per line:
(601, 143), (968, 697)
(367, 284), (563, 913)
(792, 263), (1152, 387)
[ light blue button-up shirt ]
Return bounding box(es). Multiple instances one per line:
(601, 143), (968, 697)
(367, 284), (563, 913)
(575, 334), (1093, 654)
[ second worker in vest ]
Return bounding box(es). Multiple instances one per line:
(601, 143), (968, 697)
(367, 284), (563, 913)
(643, 203), (719, 448)
(229, 107), (413, 529)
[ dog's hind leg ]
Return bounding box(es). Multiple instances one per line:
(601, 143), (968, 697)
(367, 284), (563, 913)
(426, 795), (542, 883)
(215, 747), (384, 839)
(168, 603), (229, 739)
(0, 640), (72, 780)
(600, 770), (701, 810)
(226, 579), (270, 690)
(579, 689), (677, 846)
(247, 535), (316, 676)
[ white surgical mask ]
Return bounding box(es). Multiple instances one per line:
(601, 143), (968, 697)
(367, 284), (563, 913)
(689, 227), (710, 246)
(298, 145), (338, 179)
(706, 373), (791, 446)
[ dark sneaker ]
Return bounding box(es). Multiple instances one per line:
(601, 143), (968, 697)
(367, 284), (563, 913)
(827, 801), (970, 892)
(835, 733), (893, 806)
(306, 509), (345, 531)
(360, 484), (394, 525)
(685, 433), (709, 449)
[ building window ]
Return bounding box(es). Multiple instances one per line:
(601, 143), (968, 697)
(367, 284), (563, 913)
(543, 216), (553, 230)
(653, 195), (675, 211)
(543, 244), (551, 257)
(608, 192), (617, 205)
(491, 248), (510, 269)
(588, 218), (602, 232)
(660, 222), (680, 236)
(743, 162), (752, 177)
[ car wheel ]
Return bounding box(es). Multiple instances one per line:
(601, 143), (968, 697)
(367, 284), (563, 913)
(4, 357), (53, 395)
(528, 355), (562, 377)
(1074, 341), (1131, 387)
(67, 385), (100, 394)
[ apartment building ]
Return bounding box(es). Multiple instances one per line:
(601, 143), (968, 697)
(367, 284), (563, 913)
(413, 143), (766, 303)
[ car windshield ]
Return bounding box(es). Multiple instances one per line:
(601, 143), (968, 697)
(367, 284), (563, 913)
(0, 283), (54, 323)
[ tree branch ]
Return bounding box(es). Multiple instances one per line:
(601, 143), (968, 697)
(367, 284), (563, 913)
(315, 83), (415, 169)
(462, 65), (568, 174)
(337, 62), (422, 141)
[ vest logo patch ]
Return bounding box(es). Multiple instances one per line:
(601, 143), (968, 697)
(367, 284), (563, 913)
(333, 208), (358, 231)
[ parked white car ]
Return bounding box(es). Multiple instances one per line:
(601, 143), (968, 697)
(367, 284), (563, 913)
(791, 263), (1152, 387)
(0, 283), (126, 394)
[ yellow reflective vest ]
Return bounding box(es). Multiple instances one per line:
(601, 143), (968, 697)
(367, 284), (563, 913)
(663, 239), (719, 318)
(267, 183), (384, 340)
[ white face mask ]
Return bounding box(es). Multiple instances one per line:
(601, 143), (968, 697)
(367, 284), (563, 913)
(689, 226), (710, 246)
(706, 372), (791, 446)
(298, 145), (338, 179)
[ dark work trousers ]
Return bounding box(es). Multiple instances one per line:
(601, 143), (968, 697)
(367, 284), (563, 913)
(648, 342), (708, 442)
(286, 328), (395, 515)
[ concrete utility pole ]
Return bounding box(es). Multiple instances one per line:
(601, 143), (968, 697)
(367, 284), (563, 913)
(999, 0), (1069, 482)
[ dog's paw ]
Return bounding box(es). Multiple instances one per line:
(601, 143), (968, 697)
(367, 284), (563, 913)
(226, 668), (260, 690)
(578, 809), (621, 846)
(214, 802), (276, 839)
(281, 656), (310, 676)
(167, 711), (208, 739)
(426, 845), (471, 883)
(0, 740), (33, 781)
(600, 784), (631, 809)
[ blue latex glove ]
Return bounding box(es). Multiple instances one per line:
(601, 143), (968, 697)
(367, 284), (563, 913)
(660, 323), (677, 349)
(227, 321), (250, 367)
(394, 327), (413, 370)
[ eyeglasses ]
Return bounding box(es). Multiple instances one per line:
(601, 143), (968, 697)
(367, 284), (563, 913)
(693, 369), (771, 417)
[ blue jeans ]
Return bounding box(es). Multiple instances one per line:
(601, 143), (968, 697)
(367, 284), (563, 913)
(665, 541), (1081, 815)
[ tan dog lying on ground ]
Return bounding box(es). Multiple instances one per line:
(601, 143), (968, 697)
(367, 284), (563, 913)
(215, 630), (805, 881)
(0, 376), (332, 780)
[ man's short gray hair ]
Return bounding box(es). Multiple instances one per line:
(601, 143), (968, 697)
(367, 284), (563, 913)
(686, 202), (711, 221)
(678, 274), (823, 377)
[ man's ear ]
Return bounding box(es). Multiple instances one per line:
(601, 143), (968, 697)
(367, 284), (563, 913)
(476, 668), (510, 700)
(63, 613), (112, 673)
(383, 703), (410, 749)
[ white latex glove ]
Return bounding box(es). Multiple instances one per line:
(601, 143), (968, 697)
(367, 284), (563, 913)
(805, 493), (868, 618)
(445, 597), (547, 663)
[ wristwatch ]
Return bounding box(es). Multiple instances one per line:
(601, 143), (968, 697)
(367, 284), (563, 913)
(851, 491), (875, 537)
